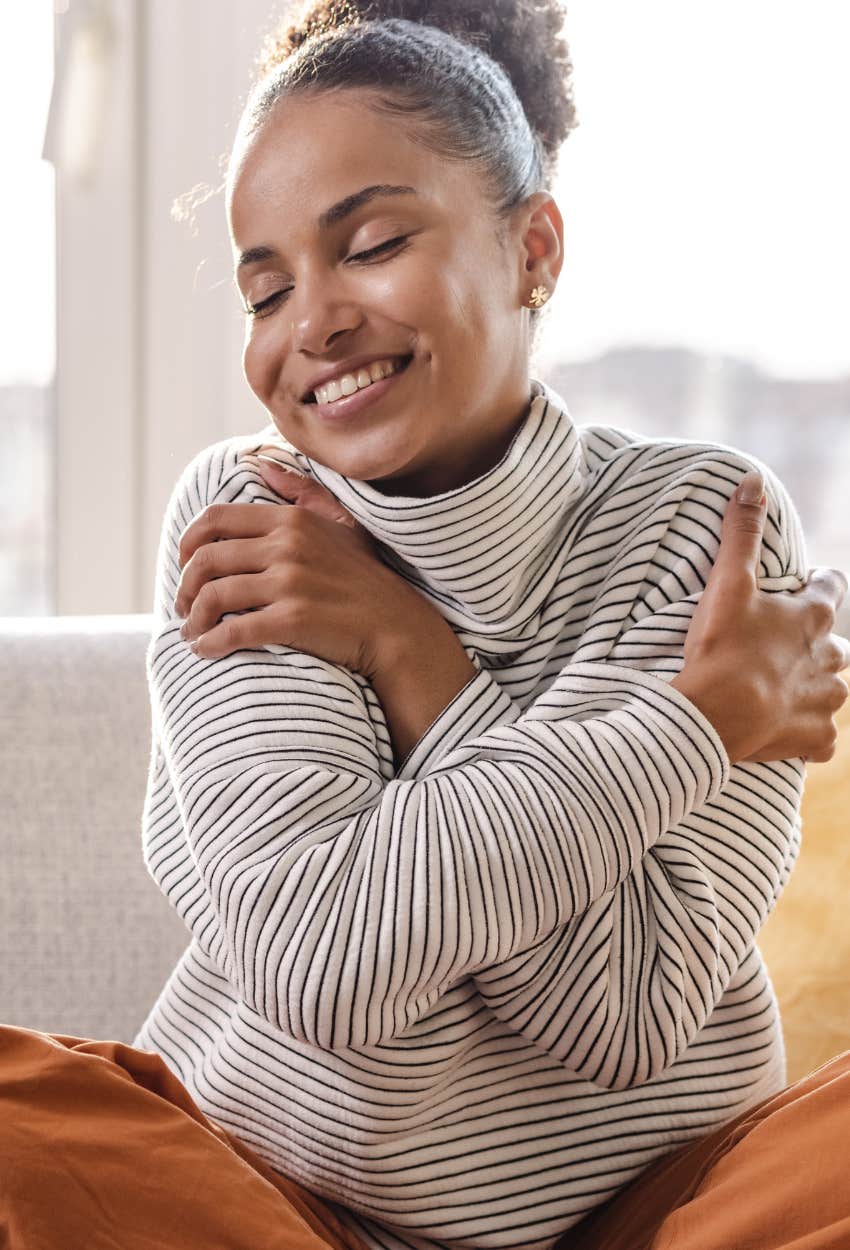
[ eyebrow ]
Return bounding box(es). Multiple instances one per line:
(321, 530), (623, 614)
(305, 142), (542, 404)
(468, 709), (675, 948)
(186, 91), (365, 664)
(235, 183), (417, 271)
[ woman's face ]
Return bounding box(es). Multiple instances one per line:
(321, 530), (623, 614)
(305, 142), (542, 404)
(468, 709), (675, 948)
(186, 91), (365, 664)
(227, 89), (558, 495)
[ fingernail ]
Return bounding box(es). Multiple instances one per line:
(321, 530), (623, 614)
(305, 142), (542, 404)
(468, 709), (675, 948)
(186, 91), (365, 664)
(255, 454), (306, 476)
(737, 471), (765, 504)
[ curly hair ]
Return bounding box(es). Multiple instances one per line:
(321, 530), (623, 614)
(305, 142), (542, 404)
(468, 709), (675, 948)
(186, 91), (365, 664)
(233, 0), (578, 219)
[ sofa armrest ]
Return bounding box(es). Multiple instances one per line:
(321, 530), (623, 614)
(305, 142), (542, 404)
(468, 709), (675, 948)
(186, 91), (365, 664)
(0, 613), (189, 1043)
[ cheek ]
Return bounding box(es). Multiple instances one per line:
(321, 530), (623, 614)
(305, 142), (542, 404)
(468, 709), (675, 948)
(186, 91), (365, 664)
(441, 271), (492, 354)
(443, 229), (503, 328)
(242, 329), (279, 398)
(360, 263), (427, 336)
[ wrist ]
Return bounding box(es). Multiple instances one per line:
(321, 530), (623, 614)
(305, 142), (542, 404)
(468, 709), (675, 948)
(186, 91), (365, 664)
(365, 578), (455, 677)
(371, 605), (470, 685)
(670, 667), (759, 766)
(367, 606), (478, 767)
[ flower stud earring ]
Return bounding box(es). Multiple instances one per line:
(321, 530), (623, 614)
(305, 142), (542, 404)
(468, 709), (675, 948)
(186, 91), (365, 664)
(528, 285), (550, 308)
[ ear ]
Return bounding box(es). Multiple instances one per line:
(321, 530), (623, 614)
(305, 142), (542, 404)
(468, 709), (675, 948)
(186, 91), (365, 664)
(513, 191), (565, 305)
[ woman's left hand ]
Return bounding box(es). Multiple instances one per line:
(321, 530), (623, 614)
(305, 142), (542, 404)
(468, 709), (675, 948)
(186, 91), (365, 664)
(174, 452), (435, 676)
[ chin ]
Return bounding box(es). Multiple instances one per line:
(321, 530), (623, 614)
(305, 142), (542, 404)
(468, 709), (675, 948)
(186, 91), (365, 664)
(312, 435), (426, 487)
(331, 455), (407, 485)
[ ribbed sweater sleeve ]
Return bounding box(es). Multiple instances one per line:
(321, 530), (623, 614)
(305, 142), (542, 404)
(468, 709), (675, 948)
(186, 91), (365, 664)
(146, 440), (730, 1065)
(399, 450), (807, 1089)
(466, 679), (803, 1089)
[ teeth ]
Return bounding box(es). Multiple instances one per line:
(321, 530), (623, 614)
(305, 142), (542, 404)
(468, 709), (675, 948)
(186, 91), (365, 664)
(313, 357), (404, 405)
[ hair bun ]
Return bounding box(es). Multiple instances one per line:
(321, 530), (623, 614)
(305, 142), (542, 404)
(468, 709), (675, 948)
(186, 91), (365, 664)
(261, 0), (577, 159)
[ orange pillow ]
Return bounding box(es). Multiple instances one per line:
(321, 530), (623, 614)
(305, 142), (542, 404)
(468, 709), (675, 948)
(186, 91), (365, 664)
(758, 700), (850, 1081)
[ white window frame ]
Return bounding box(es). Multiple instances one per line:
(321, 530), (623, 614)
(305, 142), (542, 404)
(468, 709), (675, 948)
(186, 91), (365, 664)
(49, 0), (274, 614)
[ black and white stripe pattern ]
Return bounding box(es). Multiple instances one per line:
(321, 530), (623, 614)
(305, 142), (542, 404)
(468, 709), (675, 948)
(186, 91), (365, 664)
(134, 380), (806, 1249)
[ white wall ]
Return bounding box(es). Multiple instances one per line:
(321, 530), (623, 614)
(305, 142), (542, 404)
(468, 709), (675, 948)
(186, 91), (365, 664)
(54, 0), (279, 614)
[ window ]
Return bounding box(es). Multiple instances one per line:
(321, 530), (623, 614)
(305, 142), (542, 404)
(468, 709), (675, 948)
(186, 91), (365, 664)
(10, 1), (849, 623)
(0, 1), (55, 614)
(537, 3), (850, 623)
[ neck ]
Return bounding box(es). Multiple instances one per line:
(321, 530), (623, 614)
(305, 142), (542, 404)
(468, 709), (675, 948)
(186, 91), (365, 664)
(298, 378), (589, 657)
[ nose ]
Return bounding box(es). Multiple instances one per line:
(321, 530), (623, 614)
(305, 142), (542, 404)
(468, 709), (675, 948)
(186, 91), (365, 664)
(289, 267), (364, 355)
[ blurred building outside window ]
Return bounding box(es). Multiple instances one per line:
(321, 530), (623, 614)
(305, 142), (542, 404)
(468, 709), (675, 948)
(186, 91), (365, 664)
(2, 1), (848, 628)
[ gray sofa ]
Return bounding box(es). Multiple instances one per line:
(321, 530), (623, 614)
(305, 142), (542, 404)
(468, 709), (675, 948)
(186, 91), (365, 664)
(0, 613), (188, 1044)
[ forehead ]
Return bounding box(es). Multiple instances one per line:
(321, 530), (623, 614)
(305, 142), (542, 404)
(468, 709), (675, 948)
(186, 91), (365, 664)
(227, 89), (475, 248)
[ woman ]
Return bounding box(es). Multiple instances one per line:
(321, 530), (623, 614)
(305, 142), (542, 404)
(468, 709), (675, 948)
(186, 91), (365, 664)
(3, 2), (849, 1249)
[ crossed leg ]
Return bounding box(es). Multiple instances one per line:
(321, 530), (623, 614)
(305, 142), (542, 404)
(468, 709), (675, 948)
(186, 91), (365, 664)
(563, 1049), (850, 1250)
(0, 1023), (368, 1250)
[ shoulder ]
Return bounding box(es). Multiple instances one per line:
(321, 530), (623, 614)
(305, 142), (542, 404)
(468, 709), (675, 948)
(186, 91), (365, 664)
(152, 425), (298, 621)
(577, 420), (808, 587)
(162, 424), (308, 523)
(580, 418), (773, 493)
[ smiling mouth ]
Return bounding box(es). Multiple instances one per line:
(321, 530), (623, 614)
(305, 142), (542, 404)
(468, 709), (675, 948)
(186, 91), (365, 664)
(303, 354), (413, 406)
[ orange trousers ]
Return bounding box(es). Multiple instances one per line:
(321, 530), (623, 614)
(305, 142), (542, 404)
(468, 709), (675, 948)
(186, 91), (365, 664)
(1, 1023), (849, 1250)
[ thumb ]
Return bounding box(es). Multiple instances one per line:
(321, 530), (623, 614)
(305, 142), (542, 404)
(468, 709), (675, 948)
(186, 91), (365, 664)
(707, 470), (767, 589)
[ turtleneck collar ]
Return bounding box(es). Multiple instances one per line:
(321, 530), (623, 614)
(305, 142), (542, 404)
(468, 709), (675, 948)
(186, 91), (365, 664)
(249, 379), (590, 658)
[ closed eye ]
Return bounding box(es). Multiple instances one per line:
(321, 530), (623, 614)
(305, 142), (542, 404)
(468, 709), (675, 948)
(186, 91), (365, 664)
(244, 289), (290, 318)
(349, 234), (411, 262)
(242, 235), (413, 319)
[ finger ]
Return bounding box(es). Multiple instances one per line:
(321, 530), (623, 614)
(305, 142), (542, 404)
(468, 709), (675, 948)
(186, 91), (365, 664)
(705, 470), (767, 591)
(835, 634), (850, 672)
(241, 445), (306, 475)
(796, 573), (844, 642)
(810, 633), (850, 673)
(251, 457), (320, 503)
(175, 536), (270, 618)
(246, 454), (362, 528)
(800, 566), (850, 610)
(241, 454), (305, 502)
(180, 572), (271, 642)
(178, 502), (282, 568)
(812, 634), (849, 673)
(185, 604), (283, 660)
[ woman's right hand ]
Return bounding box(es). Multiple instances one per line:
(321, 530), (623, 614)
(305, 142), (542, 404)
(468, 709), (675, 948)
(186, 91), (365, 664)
(670, 470), (850, 766)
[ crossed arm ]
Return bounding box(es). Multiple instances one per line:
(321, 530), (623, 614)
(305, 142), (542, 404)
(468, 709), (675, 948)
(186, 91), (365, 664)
(143, 437), (805, 1090)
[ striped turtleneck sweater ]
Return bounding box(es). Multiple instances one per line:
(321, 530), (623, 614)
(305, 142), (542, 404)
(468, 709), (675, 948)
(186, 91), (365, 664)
(134, 378), (807, 1250)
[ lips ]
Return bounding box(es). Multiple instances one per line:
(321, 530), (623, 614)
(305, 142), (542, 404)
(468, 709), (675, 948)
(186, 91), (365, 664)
(306, 353), (413, 425)
(301, 354), (413, 405)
